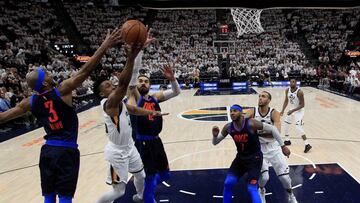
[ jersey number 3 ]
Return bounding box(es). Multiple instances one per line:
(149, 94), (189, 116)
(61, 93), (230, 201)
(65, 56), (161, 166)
(44, 100), (59, 123)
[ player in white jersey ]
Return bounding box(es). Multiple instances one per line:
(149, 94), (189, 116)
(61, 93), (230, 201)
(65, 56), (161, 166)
(93, 43), (167, 203)
(280, 78), (312, 153)
(248, 91), (297, 203)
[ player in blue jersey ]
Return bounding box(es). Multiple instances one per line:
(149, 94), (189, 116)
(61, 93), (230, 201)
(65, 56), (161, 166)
(212, 104), (290, 203)
(127, 54), (181, 203)
(0, 28), (135, 203)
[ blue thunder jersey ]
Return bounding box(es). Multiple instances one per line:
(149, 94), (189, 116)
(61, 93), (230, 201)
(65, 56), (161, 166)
(30, 88), (79, 145)
(228, 118), (261, 156)
(136, 95), (162, 136)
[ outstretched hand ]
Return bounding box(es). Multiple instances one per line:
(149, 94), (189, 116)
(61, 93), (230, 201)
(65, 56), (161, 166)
(160, 62), (175, 81)
(212, 126), (220, 137)
(103, 28), (123, 48)
(144, 27), (156, 47)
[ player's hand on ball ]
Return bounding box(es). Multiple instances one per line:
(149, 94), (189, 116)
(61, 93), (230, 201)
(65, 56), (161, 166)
(212, 126), (220, 137)
(104, 28), (123, 47)
(281, 146), (291, 158)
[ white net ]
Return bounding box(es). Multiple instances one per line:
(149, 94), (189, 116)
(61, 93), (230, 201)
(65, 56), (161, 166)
(230, 8), (264, 37)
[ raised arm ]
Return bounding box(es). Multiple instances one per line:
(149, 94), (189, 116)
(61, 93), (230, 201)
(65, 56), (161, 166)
(105, 44), (142, 117)
(58, 28), (122, 96)
(212, 123), (230, 145)
(127, 31), (156, 105)
(152, 63), (181, 103)
(0, 98), (30, 124)
(280, 88), (289, 116)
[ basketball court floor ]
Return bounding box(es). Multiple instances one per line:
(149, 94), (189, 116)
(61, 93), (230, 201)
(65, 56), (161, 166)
(1, 86), (360, 202)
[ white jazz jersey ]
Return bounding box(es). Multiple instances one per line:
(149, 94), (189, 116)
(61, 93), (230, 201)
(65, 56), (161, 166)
(287, 87), (301, 109)
(254, 107), (275, 144)
(101, 98), (133, 147)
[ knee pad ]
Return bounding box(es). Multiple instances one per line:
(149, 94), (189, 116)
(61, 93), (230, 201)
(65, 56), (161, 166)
(295, 122), (305, 136)
(247, 184), (261, 203)
(44, 193), (56, 203)
(58, 195), (72, 203)
(113, 183), (126, 197)
(224, 174), (237, 188)
(278, 174), (292, 189)
(259, 170), (269, 188)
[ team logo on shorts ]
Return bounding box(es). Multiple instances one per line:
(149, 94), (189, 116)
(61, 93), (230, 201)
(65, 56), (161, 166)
(179, 106), (253, 122)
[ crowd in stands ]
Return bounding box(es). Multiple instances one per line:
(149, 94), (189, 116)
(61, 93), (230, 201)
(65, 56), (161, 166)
(0, 0), (359, 133)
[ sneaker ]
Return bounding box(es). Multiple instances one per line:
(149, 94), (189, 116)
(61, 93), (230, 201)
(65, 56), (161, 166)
(258, 187), (266, 203)
(132, 194), (144, 203)
(304, 144), (312, 153)
(288, 193), (298, 203)
(284, 140), (291, 146)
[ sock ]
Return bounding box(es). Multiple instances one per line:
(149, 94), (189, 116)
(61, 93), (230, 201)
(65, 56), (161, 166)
(44, 193), (56, 203)
(144, 175), (157, 203)
(247, 184), (261, 203)
(95, 183), (126, 203)
(59, 195), (73, 203)
(304, 139), (309, 145)
(133, 170), (145, 198)
(223, 174), (237, 203)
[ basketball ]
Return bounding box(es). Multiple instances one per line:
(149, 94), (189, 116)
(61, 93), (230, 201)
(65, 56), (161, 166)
(121, 20), (147, 45)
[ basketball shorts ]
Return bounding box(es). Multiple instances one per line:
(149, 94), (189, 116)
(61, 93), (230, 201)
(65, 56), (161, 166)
(105, 142), (143, 184)
(260, 141), (289, 175)
(136, 137), (169, 176)
(39, 144), (80, 197)
(229, 151), (263, 184)
(285, 109), (304, 125)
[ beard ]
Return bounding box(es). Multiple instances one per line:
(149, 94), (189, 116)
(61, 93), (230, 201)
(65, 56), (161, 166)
(138, 86), (150, 96)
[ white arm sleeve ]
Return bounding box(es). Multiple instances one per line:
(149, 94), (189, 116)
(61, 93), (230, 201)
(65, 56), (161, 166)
(129, 51), (143, 86)
(262, 123), (284, 146)
(162, 79), (181, 100)
(212, 133), (226, 145)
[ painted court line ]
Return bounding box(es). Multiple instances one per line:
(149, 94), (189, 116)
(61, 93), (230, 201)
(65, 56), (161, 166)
(162, 181), (171, 187)
(315, 191), (324, 194)
(159, 200), (169, 202)
(337, 162), (360, 184)
(292, 184), (302, 189)
(179, 190), (196, 195)
(265, 192), (273, 196)
(213, 195), (234, 199)
(309, 173), (316, 180)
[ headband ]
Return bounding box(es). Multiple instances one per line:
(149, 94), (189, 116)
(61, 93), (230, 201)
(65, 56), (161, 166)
(34, 69), (45, 92)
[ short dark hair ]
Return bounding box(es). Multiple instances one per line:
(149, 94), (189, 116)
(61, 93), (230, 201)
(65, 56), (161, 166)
(92, 77), (108, 99)
(138, 74), (150, 80)
(263, 91), (272, 100)
(289, 77), (297, 81)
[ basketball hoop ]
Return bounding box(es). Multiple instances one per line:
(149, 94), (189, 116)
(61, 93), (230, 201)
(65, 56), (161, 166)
(230, 8), (264, 37)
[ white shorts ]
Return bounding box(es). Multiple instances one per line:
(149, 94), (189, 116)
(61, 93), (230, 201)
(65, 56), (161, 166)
(104, 142), (143, 185)
(284, 109), (304, 125)
(260, 141), (289, 176)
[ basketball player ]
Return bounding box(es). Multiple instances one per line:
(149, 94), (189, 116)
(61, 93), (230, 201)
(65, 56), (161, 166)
(127, 57), (181, 203)
(280, 78), (312, 153)
(212, 104), (290, 203)
(0, 28), (122, 203)
(247, 91), (297, 203)
(93, 44), (168, 203)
